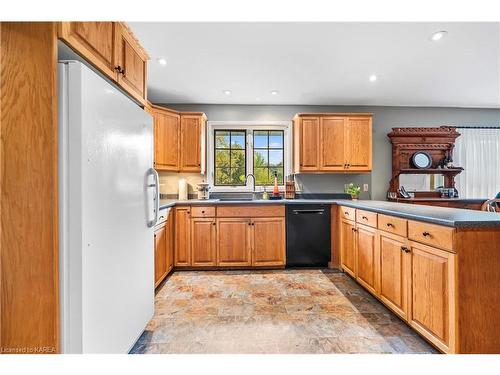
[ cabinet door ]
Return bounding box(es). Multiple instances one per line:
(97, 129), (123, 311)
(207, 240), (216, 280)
(409, 242), (456, 353)
(59, 22), (117, 81)
(115, 23), (148, 105)
(180, 115), (201, 172)
(174, 207), (191, 266)
(340, 219), (356, 277)
(345, 117), (372, 171)
(154, 109), (180, 171)
(320, 117), (346, 171)
(355, 224), (378, 294)
(165, 210), (175, 274)
(299, 117), (320, 171)
(191, 218), (217, 266)
(379, 231), (410, 320)
(154, 224), (167, 287)
(217, 218), (251, 266)
(252, 217), (285, 266)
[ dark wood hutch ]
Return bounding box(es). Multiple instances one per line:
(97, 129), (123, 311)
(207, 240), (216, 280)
(387, 126), (486, 210)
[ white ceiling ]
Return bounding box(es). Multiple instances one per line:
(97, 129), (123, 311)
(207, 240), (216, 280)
(130, 22), (500, 108)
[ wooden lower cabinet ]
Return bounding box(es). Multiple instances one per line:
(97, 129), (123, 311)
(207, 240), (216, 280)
(174, 207), (191, 266)
(154, 223), (167, 287)
(355, 224), (378, 294)
(252, 217), (286, 266)
(216, 218), (252, 266)
(378, 231), (410, 320)
(340, 219), (356, 277)
(154, 210), (174, 287)
(408, 241), (456, 353)
(165, 212), (174, 274)
(191, 218), (217, 266)
(338, 206), (462, 353)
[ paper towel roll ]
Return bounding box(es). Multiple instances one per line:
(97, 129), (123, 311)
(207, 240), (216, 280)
(178, 178), (188, 201)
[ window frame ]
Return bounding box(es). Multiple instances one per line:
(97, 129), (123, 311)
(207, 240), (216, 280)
(213, 129), (247, 186)
(207, 121), (292, 192)
(252, 130), (285, 186)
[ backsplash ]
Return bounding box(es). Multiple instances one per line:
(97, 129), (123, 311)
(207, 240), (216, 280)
(158, 172), (206, 195)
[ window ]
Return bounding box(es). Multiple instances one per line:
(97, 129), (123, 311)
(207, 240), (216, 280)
(214, 130), (247, 185)
(208, 121), (291, 191)
(253, 130), (284, 185)
(454, 127), (500, 198)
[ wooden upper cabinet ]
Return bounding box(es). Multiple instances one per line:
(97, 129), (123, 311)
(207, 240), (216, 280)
(115, 23), (148, 105)
(345, 117), (372, 171)
(299, 117), (320, 171)
(153, 106), (180, 171)
(58, 22), (149, 105)
(191, 218), (217, 266)
(408, 241), (456, 353)
(59, 22), (117, 80)
(252, 217), (286, 266)
(217, 218), (252, 266)
(293, 113), (372, 173)
(180, 113), (206, 173)
(320, 117), (346, 171)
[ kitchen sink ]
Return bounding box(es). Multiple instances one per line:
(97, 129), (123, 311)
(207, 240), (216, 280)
(218, 198), (255, 201)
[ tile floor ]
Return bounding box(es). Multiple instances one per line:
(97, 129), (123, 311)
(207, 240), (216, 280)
(130, 269), (437, 354)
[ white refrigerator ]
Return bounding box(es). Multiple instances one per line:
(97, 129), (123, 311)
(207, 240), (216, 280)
(58, 61), (156, 353)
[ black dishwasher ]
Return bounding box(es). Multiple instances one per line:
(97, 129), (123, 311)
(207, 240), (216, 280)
(286, 204), (331, 267)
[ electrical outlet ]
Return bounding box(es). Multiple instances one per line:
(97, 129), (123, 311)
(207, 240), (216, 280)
(363, 184), (369, 192)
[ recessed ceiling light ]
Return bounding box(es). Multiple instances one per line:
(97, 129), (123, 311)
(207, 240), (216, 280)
(369, 74), (377, 82)
(157, 58), (167, 66)
(223, 90), (232, 95)
(270, 90), (279, 95)
(430, 31), (448, 41)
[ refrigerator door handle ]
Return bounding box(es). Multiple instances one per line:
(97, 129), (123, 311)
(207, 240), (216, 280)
(147, 168), (160, 227)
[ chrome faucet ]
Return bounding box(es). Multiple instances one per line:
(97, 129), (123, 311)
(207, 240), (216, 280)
(245, 174), (259, 200)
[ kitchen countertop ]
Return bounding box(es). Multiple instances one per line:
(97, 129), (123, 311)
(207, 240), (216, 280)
(159, 198), (500, 228)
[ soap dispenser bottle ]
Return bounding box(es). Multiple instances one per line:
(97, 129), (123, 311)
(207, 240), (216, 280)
(272, 171), (280, 197)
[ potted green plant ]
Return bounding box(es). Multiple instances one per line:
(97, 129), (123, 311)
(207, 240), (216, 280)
(345, 183), (361, 200)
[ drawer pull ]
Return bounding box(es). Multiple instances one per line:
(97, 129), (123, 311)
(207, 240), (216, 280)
(386, 223), (394, 227)
(344, 211), (349, 216)
(201, 210), (205, 214)
(362, 216), (368, 220)
(422, 231), (431, 237)
(401, 246), (411, 253)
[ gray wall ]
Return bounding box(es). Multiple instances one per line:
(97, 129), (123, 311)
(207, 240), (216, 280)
(162, 104), (500, 200)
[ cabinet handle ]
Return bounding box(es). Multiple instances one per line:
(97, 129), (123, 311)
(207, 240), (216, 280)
(351, 228), (357, 232)
(212, 222), (216, 226)
(386, 223), (394, 227)
(248, 222), (251, 226)
(362, 216), (368, 220)
(422, 231), (431, 237)
(401, 246), (411, 253)
(201, 210), (205, 214)
(344, 211), (349, 216)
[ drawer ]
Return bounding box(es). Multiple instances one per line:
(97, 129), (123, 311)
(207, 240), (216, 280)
(340, 206), (356, 221)
(378, 214), (407, 237)
(191, 206), (216, 217)
(216, 205), (285, 218)
(356, 209), (377, 228)
(408, 220), (454, 251)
